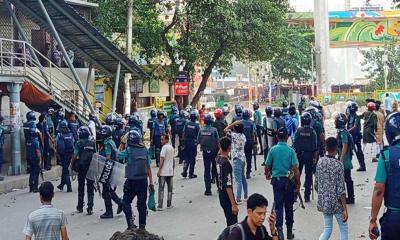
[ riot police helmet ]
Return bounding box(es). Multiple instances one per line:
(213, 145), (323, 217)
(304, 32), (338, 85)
(189, 111), (197, 121)
(179, 110), (185, 118)
(265, 106), (273, 116)
(100, 125), (113, 138)
(234, 104), (243, 115)
(172, 106), (178, 115)
(242, 109), (251, 120)
(48, 107), (55, 114)
(385, 112), (400, 145)
(253, 102), (259, 110)
(26, 111), (36, 121)
(282, 101), (288, 108)
(150, 109), (157, 118)
(157, 110), (165, 119)
(305, 106), (317, 119)
(128, 113), (140, 126)
(115, 117), (124, 128)
(350, 102), (358, 112)
(105, 113), (115, 126)
(78, 126), (91, 139)
(301, 112), (312, 126)
(334, 113), (348, 129)
(58, 108), (65, 118)
(273, 108), (282, 118)
(204, 114), (214, 125)
(127, 129), (142, 146)
(59, 120), (70, 133)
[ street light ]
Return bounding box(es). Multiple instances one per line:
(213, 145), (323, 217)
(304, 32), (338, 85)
(382, 53), (388, 92)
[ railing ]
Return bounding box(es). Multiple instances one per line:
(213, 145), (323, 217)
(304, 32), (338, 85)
(0, 38), (110, 121)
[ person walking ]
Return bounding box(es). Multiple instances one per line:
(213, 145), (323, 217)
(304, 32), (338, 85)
(175, 110), (187, 164)
(360, 102), (378, 162)
(199, 104), (206, 127)
(347, 102), (366, 171)
(169, 106), (179, 148)
(198, 114), (219, 195)
(264, 127), (300, 240)
(213, 108), (228, 139)
(24, 112), (42, 193)
(374, 102), (385, 156)
(369, 112), (400, 239)
(118, 130), (154, 230)
(225, 121), (248, 203)
(181, 111), (200, 178)
(55, 120), (74, 193)
(23, 181), (69, 240)
(37, 113), (53, 171)
(253, 102), (264, 155)
(152, 111), (168, 167)
(315, 137), (349, 240)
(242, 109), (257, 179)
(263, 106), (275, 160)
(157, 134), (175, 209)
(216, 137), (238, 227)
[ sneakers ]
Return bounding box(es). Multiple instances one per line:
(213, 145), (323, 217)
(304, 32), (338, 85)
(246, 174), (251, 179)
(287, 226), (295, 240)
(67, 187), (72, 193)
(181, 172), (187, 178)
(100, 212), (113, 219)
(304, 195), (310, 203)
(76, 207), (83, 213)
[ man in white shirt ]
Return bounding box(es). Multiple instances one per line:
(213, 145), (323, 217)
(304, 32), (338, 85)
(87, 113), (96, 141)
(157, 134), (175, 210)
(384, 93), (393, 115)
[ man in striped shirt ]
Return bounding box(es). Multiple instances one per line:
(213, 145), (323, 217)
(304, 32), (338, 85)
(23, 181), (69, 240)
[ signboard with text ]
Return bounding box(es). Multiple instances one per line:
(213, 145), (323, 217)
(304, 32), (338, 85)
(175, 82), (189, 96)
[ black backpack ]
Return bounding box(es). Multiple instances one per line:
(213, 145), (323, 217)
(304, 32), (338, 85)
(217, 223), (245, 240)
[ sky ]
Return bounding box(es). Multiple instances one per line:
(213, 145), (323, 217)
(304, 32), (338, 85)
(290, 0), (394, 12)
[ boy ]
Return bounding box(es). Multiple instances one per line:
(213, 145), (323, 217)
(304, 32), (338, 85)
(157, 134), (175, 209)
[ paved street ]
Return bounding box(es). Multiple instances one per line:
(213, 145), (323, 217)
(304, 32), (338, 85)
(0, 120), (381, 240)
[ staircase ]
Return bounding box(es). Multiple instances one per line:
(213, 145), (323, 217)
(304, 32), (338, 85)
(0, 38), (111, 121)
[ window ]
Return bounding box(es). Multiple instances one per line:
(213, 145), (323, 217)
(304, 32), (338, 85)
(95, 84), (104, 102)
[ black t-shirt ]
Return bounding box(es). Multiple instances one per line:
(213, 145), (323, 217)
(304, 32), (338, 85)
(216, 154), (233, 194)
(227, 218), (272, 240)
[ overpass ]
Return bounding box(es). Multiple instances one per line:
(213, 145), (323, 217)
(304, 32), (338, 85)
(288, 10), (400, 48)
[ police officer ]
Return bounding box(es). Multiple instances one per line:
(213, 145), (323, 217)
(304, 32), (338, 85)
(306, 106), (325, 165)
(369, 112), (400, 239)
(24, 112), (42, 193)
(282, 101), (289, 117)
(37, 113), (53, 171)
(0, 116), (10, 181)
(56, 120), (74, 192)
(213, 108), (227, 139)
(175, 110), (187, 164)
(264, 127), (300, 240)
(152, 111), (168, 167)
(118, 130), (154, 230)
(46, 107), (56, 138)
(70, 126), (95, 215)
(169, 106), (179, 148)
(128, 113), (143, 136)
(54, 108), (65, 133)
(253, 102), (263, 154)
(242, 109), (257, 179)
(335, 113), (355, 204)
(272, 108), (286, 145)
(293, 112), (317, 202)
(99, 125), (123, 219)
(263, 106), (275, 159)
(232, 104), (243, 123)
(68, 112), (80, 141)
(298, 96), (306, 115)
(147, 109), (157, 159)
(198, 114), (219, 195)
(347, 102), (366, 172)
(182, 111), (200, 178)
(113, 117), (125, 148)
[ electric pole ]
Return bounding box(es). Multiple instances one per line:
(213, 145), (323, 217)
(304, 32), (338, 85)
(124, 0), (133, 114)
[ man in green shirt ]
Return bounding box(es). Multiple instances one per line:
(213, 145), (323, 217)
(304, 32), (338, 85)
(264, 127), (300, 240)
(369, 112), (400, 239)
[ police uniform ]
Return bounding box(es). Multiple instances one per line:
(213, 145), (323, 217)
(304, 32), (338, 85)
(347, 112), (365, 170)
(56, 130), (74, 192)
(311, 119), (325, 161)
(68, 119), (80, 141)
(182, 120), (200, 177)
(242, 118), (256, 177)
(74, 138), (95, 213)
(24, 121), (41, 192)
(263, 115), (274, 159)
(169, 112), (179, 148)
(37, 120), (51, 170)
(265, 141), (298, 237)
(198, 125), (219, 194)
(119, 144), (151, 229)
(293, 126), (317, 200)
(272, 117), (285, 145)
(147, 116), (156, 159)
(152, 119), (167, 166)
(337, 128), (354, 203)
(254, 109), (263, 153)
(175, 116), (187, 164)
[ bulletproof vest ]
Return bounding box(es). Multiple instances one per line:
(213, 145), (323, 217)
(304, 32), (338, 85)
(213, 120), (227, 139)
(26, 139), (39, 162)
(175, 117), (186, 135)
(23, 121), (38, 141)
(112, 128), (124, 147)
(154, 120), (166, 137)
(242, 119), (254, 144)
(100, 138), (117, 161)
(125, 146), (148, 180)
(170, 114), (178, 131)
(147, 118), (155, 130)
(199, 127), (219, 151)
(384, 146), (400, 208)
(68, 120), (80, 140)
(57, 132), (75, 154)
(293, 127), (315, 152)
(78, 139), (95, 166)
(184, 121), (199, 141)
(347, 113), (361, 133)
(274, 117), (285, 130)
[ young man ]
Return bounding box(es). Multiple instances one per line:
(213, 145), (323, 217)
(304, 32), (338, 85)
(157, 134), (175, 209)
(253, 102), (264, 155)
(360, 101), (378, 162)
(199, 104), (206, 127)
(227, 193), (279, 240)
(264, 128), (300, 240)
(217, 137), (238, 227)
(23, 181), (69, 240)
(384, 93), (392, 115)
(315, 137), (349, 240)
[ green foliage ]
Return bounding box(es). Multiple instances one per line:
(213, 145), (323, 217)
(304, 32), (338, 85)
(360, 42), (400, 90)
(271, 26), (314, 84)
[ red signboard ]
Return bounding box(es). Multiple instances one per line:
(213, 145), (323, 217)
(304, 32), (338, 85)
(175, 82), (189, 96)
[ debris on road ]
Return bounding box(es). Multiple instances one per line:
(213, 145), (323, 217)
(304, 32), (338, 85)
(110, 228), (163, 240)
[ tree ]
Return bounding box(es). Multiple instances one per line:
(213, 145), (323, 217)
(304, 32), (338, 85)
(94, 0), (287, 107)
(360, 42), (400, 90)
(270, 26), (314, 84)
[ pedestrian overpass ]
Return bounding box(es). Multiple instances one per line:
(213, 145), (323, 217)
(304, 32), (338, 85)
(288, 10), (400, 48)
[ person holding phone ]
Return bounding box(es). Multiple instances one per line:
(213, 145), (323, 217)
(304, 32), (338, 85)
(315, 137), (348, 240)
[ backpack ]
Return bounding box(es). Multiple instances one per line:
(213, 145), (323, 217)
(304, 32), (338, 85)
(217, 223), (245, 240)
(57, 133), (74, 154)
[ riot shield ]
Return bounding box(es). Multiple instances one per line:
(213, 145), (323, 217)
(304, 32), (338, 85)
(86, 154), (125, 188)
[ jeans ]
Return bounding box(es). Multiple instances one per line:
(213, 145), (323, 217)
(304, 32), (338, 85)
(171, 131), (176, 148)
(298, 151), (314, 197)
(203, 149), (218, 191)
(272, 177), (295, 228)
(29, 162), (40, 190)
(319, 213), (348, 240)
(351, 133), (365, 169)
(158, 176), (173, 208)
(219, 191), (238, 227)
(233, 159), (248, 201)
(122, 179), (148, 228)
(380, 210), (400, 240)
(244, 143), (253, 176)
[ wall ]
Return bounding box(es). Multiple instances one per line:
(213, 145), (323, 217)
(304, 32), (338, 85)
(139, 79), (170, 98)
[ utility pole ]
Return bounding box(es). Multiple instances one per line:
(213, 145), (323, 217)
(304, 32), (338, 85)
(314, 0), (329, 94)
(124, 0), (133, 114)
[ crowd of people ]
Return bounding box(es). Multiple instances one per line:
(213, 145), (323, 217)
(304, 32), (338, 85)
(16, 94), (400, 240)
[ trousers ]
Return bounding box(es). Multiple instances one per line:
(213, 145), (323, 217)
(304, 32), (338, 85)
(122, 179), (148, 228)
(272, 177), (295, 228)
(344, 169), (354, 200)
(244, 143), (253, 176)
(380, 211), (400, 240)
(183, 141), (197, 175)
(203, 149), (218, 191)
(60, 153), (73, 189)
(77, 166), (94, 210)
(102, 183), (122, 214)
(153, 135), (162, 166)
(158, 176), (173, 208)
(319, 213), (348, 240)
(298, 151), (314, 197)
(219, 191), (238, 227)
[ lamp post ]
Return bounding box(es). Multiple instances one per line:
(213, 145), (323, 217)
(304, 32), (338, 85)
(382, 53), (388, 92)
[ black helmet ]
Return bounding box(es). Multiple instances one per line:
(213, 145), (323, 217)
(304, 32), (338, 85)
(301, 112), (312, 126)
(349, 102), (358, 112)
(265, 106), (273, 116)
(242, 109), (251, 120)
(157, 110), (165, 118)
(105, 113), (115, 126)
(253, 102), (259, 110)
(26, 111), (36, 121)
(115, 117), (124, 128)
(127, 129), (142, 146)
(100, 125), (113, 138)
(335, 113), (347, 129)
(282, 101), (288, 108)
(306, 106), (317, 119)
(273, 108), (282, 118)
(89, 112), (96, 121)
(385, 112), (400, 145)
(150, 109), (157, 118)
(78, 126), (90, 139)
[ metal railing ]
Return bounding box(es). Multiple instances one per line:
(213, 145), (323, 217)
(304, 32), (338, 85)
(0, 38), (110, 121)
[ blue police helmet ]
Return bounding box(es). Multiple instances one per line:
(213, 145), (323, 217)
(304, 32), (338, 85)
(128, 113), (140, 126)
(242, 109), (251, 120)
(26, 111), (36, 121)
(105, 113), (115, 126)
(305, 106), (317, 119)
(334, 113), (347, 129)
(58, 108), (65, 118)
(253, 102), (259, 110)
(273, 108), (282, 118)
(157, 110), (165, 118)
(301, 112), (312, 126)
(265, 106), (273, 116)
(204, 114), (214, 125)
(385, 112), (400, 145)
(172, 106), (178, 115)
(179, 110), (185, 118)
(189, 111), (197, 121)
(127, 129), (142, 146)
(115, 117), (124, 128)
(100, 125), (113, 138)
(59, 120), (70, 133)
(78, 126), (90, 139)
(150, 109), (157, 118)
(235, 104), (243, 115)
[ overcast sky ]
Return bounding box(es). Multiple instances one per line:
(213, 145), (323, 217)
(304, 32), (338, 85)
(290, 0), (394, 12)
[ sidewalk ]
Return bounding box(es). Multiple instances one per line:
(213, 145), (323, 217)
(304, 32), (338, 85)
(0, 166), (62, 194)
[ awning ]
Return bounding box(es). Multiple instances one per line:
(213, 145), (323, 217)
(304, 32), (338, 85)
(10, 0), (148, 78)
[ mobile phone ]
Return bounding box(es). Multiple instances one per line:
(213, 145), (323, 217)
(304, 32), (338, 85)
(272, 202), (276, 213)
(372, 227), (380, 237)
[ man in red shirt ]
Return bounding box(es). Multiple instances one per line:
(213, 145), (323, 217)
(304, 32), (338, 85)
(199, 104), (206, 127)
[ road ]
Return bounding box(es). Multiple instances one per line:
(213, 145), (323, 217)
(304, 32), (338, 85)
(0, 120), (380, 240)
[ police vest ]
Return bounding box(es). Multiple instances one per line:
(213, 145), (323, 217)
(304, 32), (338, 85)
(147, 118), (155, 130)
(78, 139), (95, 167)
(26, 139), (39, 162)
(384, 146), (400, 208)
(125, 146), (148, 180)
(347, 114), (361, 133)
(274, 117), (285, 130)
(23, 121), (38, 141)
(154, 120), (166, 137)
(175, 117), (186, 135)
(199, 127), (218, 151)
(184, 121), (199, 141)
(68, 121), (80, 140)
(242, 119), (254, 144)
(293, 127), (315, 152)
(113, 128), (124, 148)
(169, 114), (179, 132)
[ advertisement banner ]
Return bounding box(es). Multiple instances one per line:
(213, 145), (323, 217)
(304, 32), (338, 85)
(175, 82), (189, 96)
